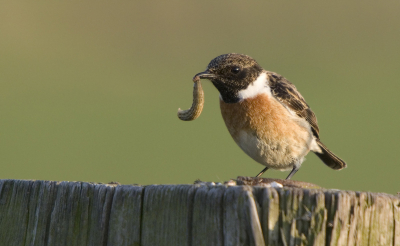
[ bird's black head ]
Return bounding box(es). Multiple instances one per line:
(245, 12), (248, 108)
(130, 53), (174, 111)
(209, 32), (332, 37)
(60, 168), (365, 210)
(194, 53), (263, 103)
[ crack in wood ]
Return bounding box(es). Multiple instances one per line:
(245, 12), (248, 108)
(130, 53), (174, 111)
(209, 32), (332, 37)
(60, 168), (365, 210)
(0, 179), (398, 246)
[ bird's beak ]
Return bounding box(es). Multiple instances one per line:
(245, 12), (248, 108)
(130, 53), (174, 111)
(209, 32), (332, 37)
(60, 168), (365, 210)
(193, 71), (215, 82)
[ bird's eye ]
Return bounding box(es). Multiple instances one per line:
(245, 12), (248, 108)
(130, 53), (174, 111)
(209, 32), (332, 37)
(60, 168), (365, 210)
(230, 66), (241, 74)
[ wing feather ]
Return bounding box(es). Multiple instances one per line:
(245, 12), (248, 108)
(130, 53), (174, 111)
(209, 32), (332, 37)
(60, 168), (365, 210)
(267, 72), (320, 138)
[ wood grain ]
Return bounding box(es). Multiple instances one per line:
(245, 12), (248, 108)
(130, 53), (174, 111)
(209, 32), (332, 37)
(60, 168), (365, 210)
(0, 179), (398, 246)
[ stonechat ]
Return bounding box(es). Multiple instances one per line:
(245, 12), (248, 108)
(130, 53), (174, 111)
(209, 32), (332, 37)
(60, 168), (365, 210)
(194, 53), (346, 180)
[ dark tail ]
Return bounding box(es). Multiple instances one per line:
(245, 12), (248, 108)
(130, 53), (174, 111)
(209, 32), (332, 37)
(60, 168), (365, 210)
(313, 139), (347, 170)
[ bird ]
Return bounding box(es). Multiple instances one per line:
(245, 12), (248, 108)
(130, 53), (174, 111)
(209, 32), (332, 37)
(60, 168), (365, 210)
(193, 53), (346, 180)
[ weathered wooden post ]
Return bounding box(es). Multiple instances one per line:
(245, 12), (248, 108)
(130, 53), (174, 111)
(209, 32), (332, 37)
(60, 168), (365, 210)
(0, 178), (398, 246)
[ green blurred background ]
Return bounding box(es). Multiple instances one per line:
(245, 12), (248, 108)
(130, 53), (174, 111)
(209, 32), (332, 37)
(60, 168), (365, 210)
(1, 1), (399, 194)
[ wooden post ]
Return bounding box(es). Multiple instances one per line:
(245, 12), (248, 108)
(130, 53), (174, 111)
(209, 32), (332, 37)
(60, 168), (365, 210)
(0, 178), (398, 246)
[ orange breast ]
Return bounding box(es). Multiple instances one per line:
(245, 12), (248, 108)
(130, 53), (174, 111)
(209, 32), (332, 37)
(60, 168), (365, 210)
(221, 93), (306, 141)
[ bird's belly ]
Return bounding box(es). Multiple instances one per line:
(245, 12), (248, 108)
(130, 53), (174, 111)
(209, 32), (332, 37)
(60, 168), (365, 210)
(235, 129), (305, 170)
(220, 93), (313, 170)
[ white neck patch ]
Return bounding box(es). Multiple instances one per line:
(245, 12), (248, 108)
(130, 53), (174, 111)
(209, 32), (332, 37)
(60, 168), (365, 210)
(237, 72), (271, 100)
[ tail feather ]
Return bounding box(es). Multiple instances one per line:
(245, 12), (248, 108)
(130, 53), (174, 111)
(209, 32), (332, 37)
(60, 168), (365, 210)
(313, 139), (347, 170)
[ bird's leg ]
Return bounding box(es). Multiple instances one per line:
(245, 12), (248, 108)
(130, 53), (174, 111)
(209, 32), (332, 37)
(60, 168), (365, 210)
(285, 165), (300, 180)
(256, 167), (269, 177)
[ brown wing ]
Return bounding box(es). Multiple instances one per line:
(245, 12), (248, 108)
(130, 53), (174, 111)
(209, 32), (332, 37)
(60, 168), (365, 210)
(267, 71), (320, 139)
